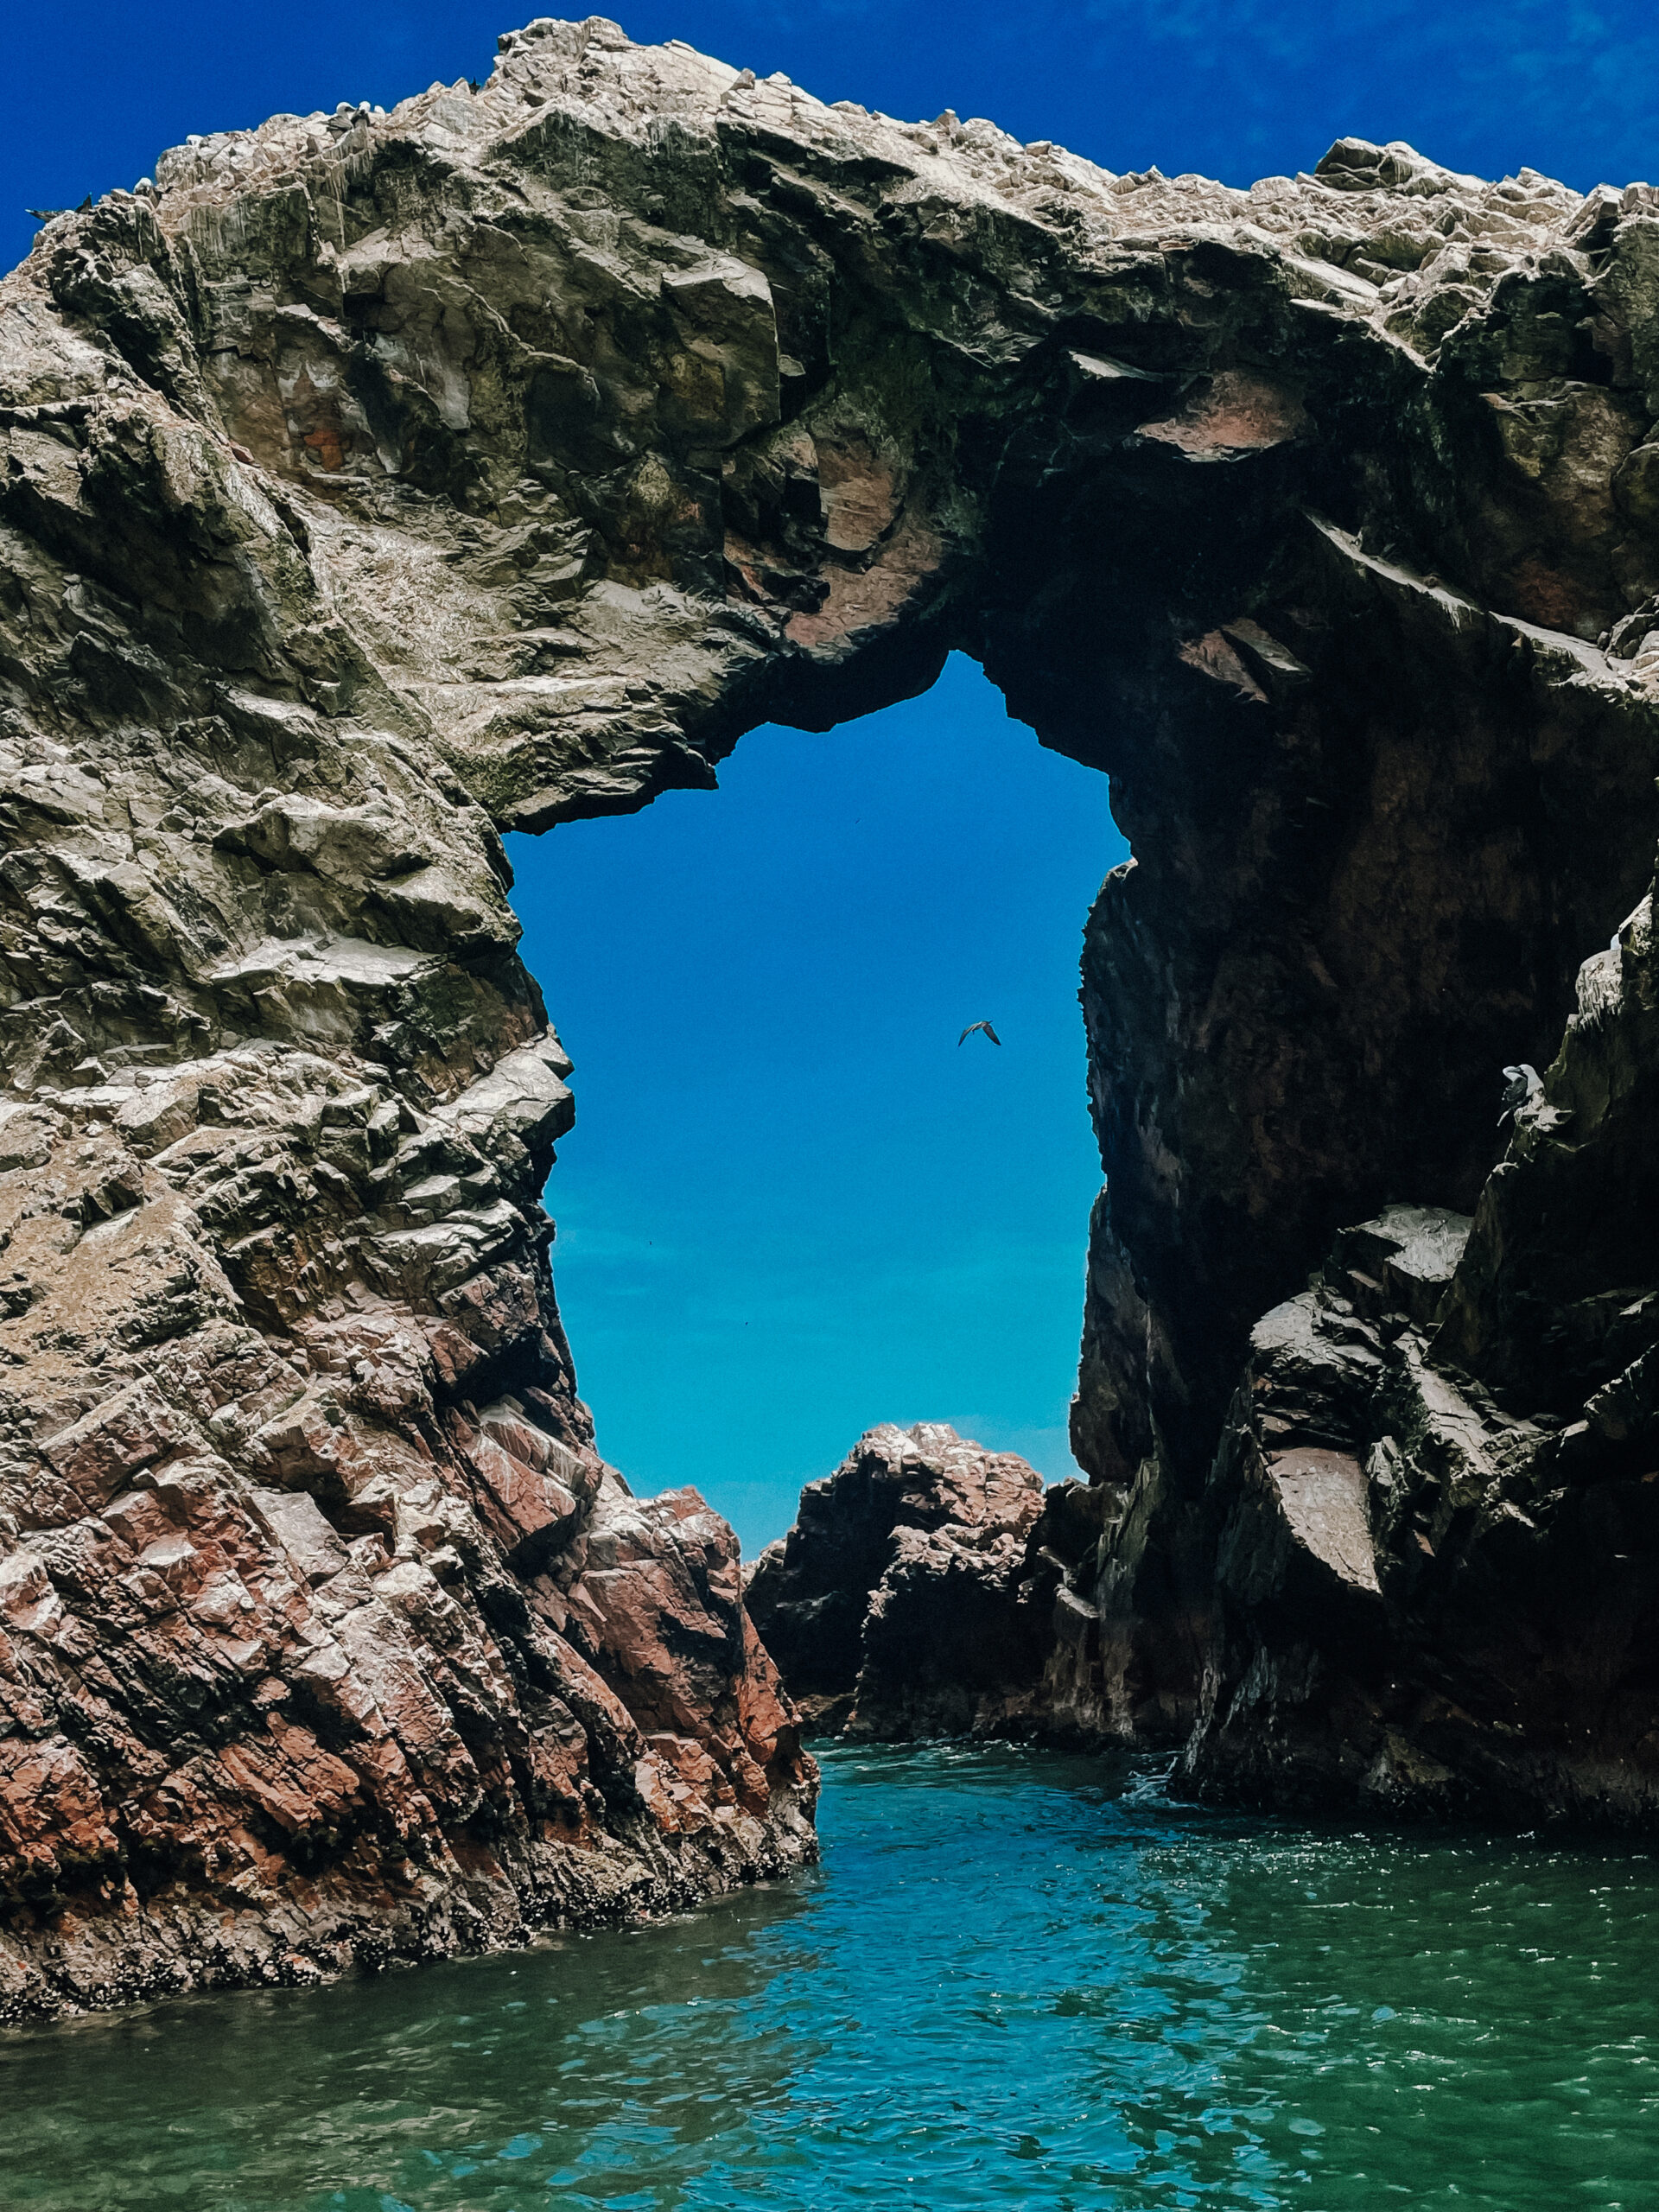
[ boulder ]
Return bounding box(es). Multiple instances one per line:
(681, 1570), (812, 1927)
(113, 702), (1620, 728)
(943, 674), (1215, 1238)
(746, 1423), (1053, 1738)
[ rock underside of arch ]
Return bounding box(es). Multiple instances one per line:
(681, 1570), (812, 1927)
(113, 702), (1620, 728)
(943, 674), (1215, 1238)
(1, 16), (1656, 2018)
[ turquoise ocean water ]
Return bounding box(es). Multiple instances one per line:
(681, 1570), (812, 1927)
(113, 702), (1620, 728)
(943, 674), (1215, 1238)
(3, 1743), (1656, 2209)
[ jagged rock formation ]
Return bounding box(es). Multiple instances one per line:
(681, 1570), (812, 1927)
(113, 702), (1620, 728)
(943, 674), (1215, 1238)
(745, 1422), (1071, 1737)
(3, 14), (1659, 2015)
(1180, 905), (1659, 1820)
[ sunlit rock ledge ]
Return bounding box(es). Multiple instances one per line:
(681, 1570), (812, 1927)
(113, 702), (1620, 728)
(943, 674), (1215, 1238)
(2, 13), (1657, 2018)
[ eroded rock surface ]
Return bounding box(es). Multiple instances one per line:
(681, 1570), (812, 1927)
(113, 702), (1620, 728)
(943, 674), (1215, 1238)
(1185, 1161), (1659, 1819)
(3, 14), (1659, 2012)
(745, 1423), (1058, 1738)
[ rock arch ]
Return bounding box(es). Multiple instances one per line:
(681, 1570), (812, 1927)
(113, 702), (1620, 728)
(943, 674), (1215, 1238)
(2, 17), (1657, 2012)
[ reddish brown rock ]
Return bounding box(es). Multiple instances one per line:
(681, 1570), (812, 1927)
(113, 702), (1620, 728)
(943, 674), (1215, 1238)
(0, 1091), (815, 2023)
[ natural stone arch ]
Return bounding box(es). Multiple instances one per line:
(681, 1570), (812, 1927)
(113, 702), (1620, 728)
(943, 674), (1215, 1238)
(3, 16), (1657, 2013)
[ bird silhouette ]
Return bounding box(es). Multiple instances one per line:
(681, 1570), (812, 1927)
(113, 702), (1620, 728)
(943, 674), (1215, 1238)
(957, 1020), (1002, 1047)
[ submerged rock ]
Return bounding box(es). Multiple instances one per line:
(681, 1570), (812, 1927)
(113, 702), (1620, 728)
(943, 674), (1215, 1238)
(4, 13), (1659, 2015)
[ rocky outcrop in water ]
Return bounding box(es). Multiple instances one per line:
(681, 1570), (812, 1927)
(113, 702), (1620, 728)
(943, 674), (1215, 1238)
(2, 14), (1658, 2015)
(745, 1423), (1071, 1737)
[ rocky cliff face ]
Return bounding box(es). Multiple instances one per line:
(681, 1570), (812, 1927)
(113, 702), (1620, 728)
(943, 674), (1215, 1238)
(3, 14), (1658, 2016)
(1179, 905), (1659, 1822)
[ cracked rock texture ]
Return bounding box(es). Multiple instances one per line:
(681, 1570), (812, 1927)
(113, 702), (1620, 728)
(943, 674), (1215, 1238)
(3, 14), (1659, 2016)
(744, 1423), (1070, 1739)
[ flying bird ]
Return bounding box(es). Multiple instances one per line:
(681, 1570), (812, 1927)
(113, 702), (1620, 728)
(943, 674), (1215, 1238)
(958, 1020), (1002, 1047)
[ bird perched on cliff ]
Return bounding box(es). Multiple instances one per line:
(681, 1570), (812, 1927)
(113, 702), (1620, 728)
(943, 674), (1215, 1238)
(958, 1020), (1002, 1047)
(1498, 1063), (1541, 1123)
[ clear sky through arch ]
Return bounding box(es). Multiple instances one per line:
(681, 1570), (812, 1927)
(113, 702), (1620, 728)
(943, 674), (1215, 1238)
(508, 655), (1127, 1552)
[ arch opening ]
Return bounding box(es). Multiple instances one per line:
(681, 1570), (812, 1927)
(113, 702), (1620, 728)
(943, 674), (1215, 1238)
(508, 651), (1126, 1554)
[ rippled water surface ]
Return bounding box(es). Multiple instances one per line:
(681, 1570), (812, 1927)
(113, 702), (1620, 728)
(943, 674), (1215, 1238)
(5, 1744), (1657, 2209)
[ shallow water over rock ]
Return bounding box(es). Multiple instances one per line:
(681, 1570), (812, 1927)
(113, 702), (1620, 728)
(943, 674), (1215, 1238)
(5, 1745), (1656, 2209)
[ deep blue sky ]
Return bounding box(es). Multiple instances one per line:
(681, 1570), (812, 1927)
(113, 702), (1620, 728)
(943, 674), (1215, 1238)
(511, 658), (1122, 1550)
(6, 5), (1655, 1548)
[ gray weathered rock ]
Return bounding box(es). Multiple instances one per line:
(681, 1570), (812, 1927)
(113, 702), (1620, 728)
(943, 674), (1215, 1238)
(5, 12), (1659, 2018)
(1183, 1172), (1659, 1821)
